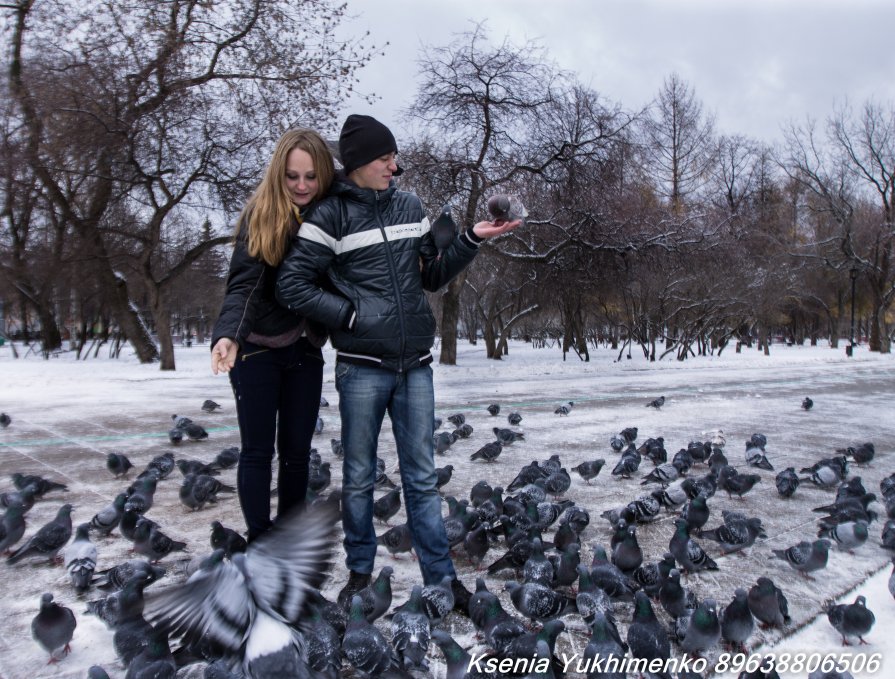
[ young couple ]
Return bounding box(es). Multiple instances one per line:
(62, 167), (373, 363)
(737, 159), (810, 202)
(210, 115), (520, 611)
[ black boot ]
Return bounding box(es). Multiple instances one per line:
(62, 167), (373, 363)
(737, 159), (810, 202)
(451, 577), (472, 615)
(337, 570), (371, 609)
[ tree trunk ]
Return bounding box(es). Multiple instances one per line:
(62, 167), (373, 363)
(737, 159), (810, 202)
(36, 303), (62, 356)
(438, 272), (466, 365)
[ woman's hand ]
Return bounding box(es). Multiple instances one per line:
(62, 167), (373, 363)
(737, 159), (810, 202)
(211, 338), (238, 374)
(472, 218), (523, 240)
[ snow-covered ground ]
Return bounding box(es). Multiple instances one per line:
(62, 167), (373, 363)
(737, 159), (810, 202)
(0, 338), (893, 678)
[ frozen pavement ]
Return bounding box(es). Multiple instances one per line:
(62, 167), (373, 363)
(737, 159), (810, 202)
(0, 339), (893, 677)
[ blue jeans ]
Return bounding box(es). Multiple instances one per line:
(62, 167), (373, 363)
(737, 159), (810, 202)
(335, 362), (455, 584)
(229, 338), (323, 541)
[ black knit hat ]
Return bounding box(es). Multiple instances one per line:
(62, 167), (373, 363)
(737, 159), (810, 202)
(338, 114), (403, 176)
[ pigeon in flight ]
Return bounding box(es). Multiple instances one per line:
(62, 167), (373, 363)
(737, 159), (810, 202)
(144, 502), (339, 678)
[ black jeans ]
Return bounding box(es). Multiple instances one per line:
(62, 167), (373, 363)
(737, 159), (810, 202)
(228, 337), (323, 541)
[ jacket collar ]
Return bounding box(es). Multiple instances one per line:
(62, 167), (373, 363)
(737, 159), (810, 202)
(332, 175), (397, 205)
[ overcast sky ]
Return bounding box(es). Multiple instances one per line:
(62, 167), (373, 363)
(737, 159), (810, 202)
(335, 0), (895, 145)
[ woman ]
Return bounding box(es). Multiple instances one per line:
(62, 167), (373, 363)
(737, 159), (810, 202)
(210, 128), (334, 541)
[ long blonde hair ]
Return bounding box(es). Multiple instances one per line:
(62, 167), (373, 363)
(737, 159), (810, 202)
(237, 128), (335, 266)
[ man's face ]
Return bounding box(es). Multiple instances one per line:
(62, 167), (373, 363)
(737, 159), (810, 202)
(349, 152), (398, 191)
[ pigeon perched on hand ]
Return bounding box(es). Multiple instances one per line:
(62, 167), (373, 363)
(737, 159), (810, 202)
(144, 502), (339, 678)
(31, 592), (76, 663)
(430, 204), (457, 255)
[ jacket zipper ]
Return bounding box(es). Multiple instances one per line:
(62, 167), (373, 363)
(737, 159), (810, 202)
(375, 190), (406, 372)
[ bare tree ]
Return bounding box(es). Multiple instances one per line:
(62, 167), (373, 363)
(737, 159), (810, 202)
(641, 73), (715, 214)
(5, 0), (375, 366)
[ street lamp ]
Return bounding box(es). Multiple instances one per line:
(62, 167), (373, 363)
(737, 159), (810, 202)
(847, 266), (858, 356)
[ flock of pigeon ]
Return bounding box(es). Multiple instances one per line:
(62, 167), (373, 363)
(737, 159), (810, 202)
(0, 391), (891, 679)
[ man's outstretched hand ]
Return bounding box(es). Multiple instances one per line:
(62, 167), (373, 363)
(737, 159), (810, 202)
(472, 218), (523, 240)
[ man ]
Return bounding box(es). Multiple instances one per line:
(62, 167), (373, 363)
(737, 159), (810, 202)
(276, 114), (520, 611)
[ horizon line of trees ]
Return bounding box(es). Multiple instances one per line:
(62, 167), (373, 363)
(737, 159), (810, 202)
(1, 6), (892, 367)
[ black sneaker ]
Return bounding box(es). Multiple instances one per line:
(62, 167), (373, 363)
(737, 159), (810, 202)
(451, 577), (472, 615)
(337, 570), (371, 609)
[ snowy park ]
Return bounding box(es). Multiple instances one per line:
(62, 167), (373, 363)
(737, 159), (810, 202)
(1, 339), (894, 678)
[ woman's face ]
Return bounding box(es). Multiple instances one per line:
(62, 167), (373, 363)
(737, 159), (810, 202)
(285, 148), (319, 207)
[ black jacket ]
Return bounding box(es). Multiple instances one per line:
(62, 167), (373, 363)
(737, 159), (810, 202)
(211, 214), (326, 349)
(275, 179), (481, 371)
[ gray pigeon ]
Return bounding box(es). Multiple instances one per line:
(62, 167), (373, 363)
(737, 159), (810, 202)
(825, 595), (875, 645)
(575, 565), (613, 624)
(508, 412), (523, 425)
(373, 487), (402, 524)
(434, 430), (458, 455)
(377, 523), (413, 557)
(89, 493), (128, 536)
(353, 566), (394, 622)
(342, 594), (397, 676)
(487, 403), (500, 416)
(522, 538), (554, 585)
(582, 611), (627, 679)
(720, 588), (754, 651)
(1, 484), (37, 512)
(544, 468), (571, 497)
(647, 395), (665, 409)
(505, 580), (574, 624)
(612, 523), (643, 574)
(86, 576), (149, 630)
(817, 520), (869, 552)
(106, 452), (134, 478)
(470, 440), (503, 463)
(0, 504), (27, 554)
(699, 510), (767, 554)
(125, 625), (176, 679)
(180, 420), (209, 441)
(493, 427), (525, 444)
(802, 396), (814, 410)
(678, 598), (721, 656)
(435, 465), (454, 490)
(463, 523), (491, 567)
(611, 447), (641, 478)
(93, 558), (166, 591)
(745, 443), (774, 471)
(431, 628), (496, 679)
(454, 423), (474, 438)
(771, 538), (830, 577)
(775, 467), (800, 497)
(213, 446), (241, 470)
(88, 667), (112, 679)
(144, 502), (339, 677)
(589, 544), (637, 600)
(11, 472), (68, 498)
(210, 520), (248, 557)
(554, 401), (574, 415)
(124, 476), (158, 513)
(447, 413), (466, 427)
(626, 591), (671, 679)
(132, 518), (187, 562)
(146, 452), (176, 479)
(180, 473), (235, 511)
(202, 399), (222, 413)
(168, 427), (184, 445)
(330, 438), (344, 458)
(421, 575), (455, 623)
(0, 412), (10, 427)
(391, 585), (431, 670)
(889, 560), (895, 601)
(31, 592), (77, 662)
(747, 576), (790, 628)
(659, 568), (695, 620)
(305, 605), (341, 678)
(8, 502), (73, 564)
(572, 459), (606, 484)
(669, 518), (718, 573)
(64, 522), (98, 592)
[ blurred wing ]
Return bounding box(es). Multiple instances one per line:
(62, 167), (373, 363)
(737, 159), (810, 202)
(245, 501), (339, 622)
(144, 560), (253, 652)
